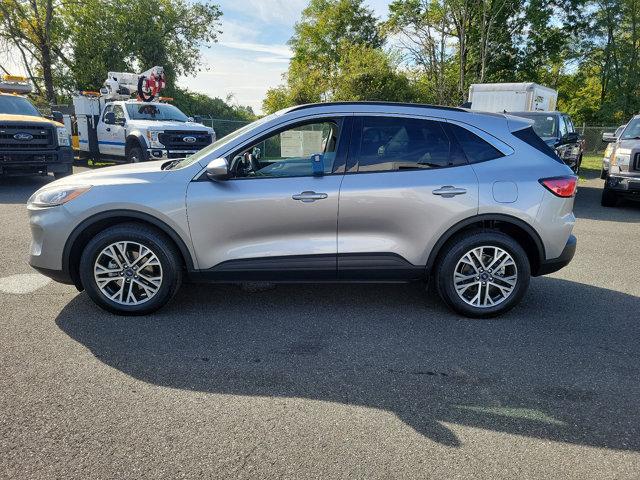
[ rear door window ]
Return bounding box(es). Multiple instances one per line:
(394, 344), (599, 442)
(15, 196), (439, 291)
(353, 116), (461, 173)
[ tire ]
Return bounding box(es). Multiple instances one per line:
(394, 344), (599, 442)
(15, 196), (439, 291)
(601, 187), (619, 207)
(435, 231), (531, 318)
(79, 223), (182, 315)
(54, 169), (71, 180)
(573, 155), (581, 175)
(127, 144), (144, 163)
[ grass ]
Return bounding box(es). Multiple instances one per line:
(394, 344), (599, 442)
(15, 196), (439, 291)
(580, 154), (603, 181)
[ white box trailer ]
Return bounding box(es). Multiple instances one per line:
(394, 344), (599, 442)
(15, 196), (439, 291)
(468, 82), (558, 113)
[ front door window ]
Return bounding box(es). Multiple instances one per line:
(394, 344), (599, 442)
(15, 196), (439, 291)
(229, 121), (340, 178)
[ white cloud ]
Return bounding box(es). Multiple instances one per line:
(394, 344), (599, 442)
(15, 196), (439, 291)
(221, 0), (308, 25)
(220, 41), (292, 58)
(179, 45), (287, 114)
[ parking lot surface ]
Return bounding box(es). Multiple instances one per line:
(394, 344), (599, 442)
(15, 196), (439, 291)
(1, 168), (639, 479)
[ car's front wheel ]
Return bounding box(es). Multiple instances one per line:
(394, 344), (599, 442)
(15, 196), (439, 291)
(127, 145), (144, 163)
(601, 186), (619, 207)
(435, 231), (531, 318)
(79, 223), (182, 315)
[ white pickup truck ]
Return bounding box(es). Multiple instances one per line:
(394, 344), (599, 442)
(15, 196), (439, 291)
(75, 98), (215, 163)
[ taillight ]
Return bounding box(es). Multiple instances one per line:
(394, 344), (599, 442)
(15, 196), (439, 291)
(539, 176), (578, 197)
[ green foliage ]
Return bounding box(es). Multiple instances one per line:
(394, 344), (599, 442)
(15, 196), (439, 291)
(169, 88), (255, 120)
(64, 0), (222, 91)
(332, 45), (415, 102)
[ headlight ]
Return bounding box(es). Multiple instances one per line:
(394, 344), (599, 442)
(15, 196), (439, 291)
(56, 126), (71, 147)
(146, 130), (164, 148)
(612, 154), (630, 167)
(28, 185), (91, 208)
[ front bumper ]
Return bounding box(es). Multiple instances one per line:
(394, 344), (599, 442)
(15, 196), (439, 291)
(146, 148), (201, 160)
(0, 147), (73, 175)
(535, 235), (576, 276)
(606, 174), (640, 194)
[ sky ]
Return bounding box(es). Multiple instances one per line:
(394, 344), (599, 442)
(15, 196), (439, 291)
(181, 0), (391, 114)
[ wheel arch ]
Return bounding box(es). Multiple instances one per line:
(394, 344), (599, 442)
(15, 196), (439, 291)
(426, 214), (546, 277)
(125, 134), (147, 158)
(63, 210), (195, 291)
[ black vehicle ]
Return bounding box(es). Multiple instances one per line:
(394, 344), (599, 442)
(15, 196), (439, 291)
(510, 111), (584, 173)
(0, 93), (74, 178)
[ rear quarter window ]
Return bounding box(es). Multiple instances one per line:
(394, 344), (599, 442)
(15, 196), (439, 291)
(512, 126), (563, 163)
(448, 123), (504, 163)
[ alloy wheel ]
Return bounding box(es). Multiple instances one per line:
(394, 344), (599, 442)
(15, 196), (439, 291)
(93, 241), (163, 305)
(453, 245), (518, 308)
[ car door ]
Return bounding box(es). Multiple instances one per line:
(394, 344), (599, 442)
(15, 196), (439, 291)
(96, 104), (114, 155)
(110, 104), (127, 157)
(186, 117), (351, 279)
(337, 115), (479, 279)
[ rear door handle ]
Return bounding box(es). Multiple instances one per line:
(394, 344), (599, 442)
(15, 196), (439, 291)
(432, 186), (467, 198)
(292, 191), (328, 203)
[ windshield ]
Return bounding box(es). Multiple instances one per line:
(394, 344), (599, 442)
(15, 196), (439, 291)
(620, 118), (640, 140)
(125, 103), (188, 122)
(514, 113), (557, 138)
(0, 95), (41, 117)
(165, 111), (283, 170)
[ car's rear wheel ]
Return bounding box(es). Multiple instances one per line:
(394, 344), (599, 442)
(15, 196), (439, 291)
(79, 223), (182, 315)
(601, 186), (619, 207)
(435, 231), (531, 318)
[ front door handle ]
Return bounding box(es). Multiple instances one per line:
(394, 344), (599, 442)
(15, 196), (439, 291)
(292, 191), (328, 203)
(432, 186), (467, 198)
(106, 127), (111, 132)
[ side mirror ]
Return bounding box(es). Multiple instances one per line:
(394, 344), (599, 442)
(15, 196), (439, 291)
(115, 117), (126, 126)
(206, 157), (229, 181)
(194, 115), (203, 124)
(602, 132), (617, 143)
(104, 111), (115, 125)
(51, 110), (64, 124)
(311, 153), (325, 176)
(561, 132), (579, 144)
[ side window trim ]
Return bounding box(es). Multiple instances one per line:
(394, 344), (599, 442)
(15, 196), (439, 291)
(446, 119), (515, 156)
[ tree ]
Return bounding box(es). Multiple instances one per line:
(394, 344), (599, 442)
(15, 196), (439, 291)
(332, 44), (415, 102)
(64, 0), (222, 92)
(0, 0), (66, 103)
(263, 0), (383, 112)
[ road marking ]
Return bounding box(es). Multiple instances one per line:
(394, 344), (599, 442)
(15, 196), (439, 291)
(0, 273), (52, 294)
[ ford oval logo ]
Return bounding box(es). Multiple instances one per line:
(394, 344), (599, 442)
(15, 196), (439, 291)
(14, 132), (33, 141)
(183, 136), (196, 143)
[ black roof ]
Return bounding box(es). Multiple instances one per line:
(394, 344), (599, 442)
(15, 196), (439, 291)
(288, 101), (467, 113)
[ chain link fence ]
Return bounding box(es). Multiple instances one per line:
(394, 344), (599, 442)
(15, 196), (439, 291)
(198, 116), (251, 138)
(578, 125), (618, 154)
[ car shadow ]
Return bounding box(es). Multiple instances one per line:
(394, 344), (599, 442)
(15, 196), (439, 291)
(0, 175), (55, 204)
(55, 277), (640, 451)
(574, 183), (640, 223)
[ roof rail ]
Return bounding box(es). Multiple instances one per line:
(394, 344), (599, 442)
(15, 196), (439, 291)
(287, 101), (467, 113)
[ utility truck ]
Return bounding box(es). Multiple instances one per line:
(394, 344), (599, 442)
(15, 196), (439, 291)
(72, 66), (215, 163)
(0, 74), (73, 178)
(468, 83), (558, 113)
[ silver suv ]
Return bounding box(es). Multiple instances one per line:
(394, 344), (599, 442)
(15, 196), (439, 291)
(27, 102), (577, 318)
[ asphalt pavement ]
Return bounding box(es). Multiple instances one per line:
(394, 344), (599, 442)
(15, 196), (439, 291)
(0, 167), (639, 479)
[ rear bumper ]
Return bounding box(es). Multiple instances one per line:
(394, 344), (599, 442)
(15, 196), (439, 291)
(0, 147), (73, 175)
(535, 235), (576, 276)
